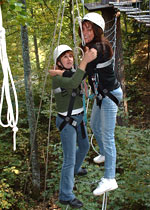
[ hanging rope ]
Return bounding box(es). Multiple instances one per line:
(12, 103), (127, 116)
(0, 6), (18, 151)
(43, 0), (67, 202)
(81, 0), (85, 17)
(102, 192), (108, 210)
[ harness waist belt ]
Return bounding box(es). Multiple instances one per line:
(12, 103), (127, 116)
(96, 58), (113, 69)
(58, 111), (84, 118)
(58, 114), (86, 139)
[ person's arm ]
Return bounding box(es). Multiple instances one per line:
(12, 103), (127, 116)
(52, 47), (97, 89)
(49, 69), (64, 76)
(49, 47), (97, 77)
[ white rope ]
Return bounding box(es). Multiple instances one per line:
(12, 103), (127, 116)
(65, 205), (69, 210)
(81, 0), (85, 16)
(0, 6), (18, 151)
(102, 192), (108, 210)
(72, 0), (79, 66)
(43, 0), (66, 199)
(55, 0), (66, 68)
(90, 134), (99, 155)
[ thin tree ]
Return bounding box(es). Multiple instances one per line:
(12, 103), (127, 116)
(21, 0), (40, 198)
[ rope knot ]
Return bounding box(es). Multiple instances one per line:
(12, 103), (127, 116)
(13, 126), (18, 132)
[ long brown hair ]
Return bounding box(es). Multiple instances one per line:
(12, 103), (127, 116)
(79, 20), (113, 58)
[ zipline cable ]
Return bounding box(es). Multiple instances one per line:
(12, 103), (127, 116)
(0, 5), (18, 151)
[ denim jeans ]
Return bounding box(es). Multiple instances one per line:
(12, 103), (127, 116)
(56, 113), (89, 201)
(90, 87), (123, 179)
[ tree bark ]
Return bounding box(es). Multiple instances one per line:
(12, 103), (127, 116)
(21, 0), (40, 199)
(31, 8), (40, 71)
(33, 34), (40, 71)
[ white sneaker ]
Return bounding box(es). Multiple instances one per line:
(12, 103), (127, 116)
(93, 155), (105, 164)
(93, 178), (118, 196)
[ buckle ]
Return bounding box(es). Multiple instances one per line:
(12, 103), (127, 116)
(65, 116), (70, 122)
(103, 89), (108, 94)
(72, 120), (77, 127)
(72, 92), (76, 97)
(98, 94), (103, 100)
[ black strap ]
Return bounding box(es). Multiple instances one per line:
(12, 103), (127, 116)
(80, 120), (86, 139)
(95, 87), (119, 107)
(59, 88), (77, 131)
(67, 89), (77, 116)
(91, 73), (119, 107)
(103, 89), (119, 106)
(59, 116), (77, 131)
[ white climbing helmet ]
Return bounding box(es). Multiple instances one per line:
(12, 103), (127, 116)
(82, 12), (105, 32)
(53, 44), (73, 63)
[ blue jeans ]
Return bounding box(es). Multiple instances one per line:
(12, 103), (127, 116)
(90, 87), (123, 179)
(56, 113), (89, 201)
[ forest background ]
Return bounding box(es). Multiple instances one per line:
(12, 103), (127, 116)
(0, 0), (150, 209)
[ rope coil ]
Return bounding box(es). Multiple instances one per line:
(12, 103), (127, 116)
(0, 6), (19, 151)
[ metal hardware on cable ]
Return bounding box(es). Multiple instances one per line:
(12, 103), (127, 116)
(0, 6), (18, 151)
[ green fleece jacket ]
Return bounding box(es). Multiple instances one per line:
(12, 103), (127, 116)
(52, 68), (85, 113)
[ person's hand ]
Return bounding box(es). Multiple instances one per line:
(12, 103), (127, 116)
(116, 11), (120, 17)
(49, 69), (64, 77)
(83, 47), (97, 63)
(78, 47), (97, 71)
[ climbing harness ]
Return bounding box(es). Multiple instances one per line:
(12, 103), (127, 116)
(0, 6), (18, 151)
(89, 16), (119, 108)
(54, 86), (86, 138)
(58, 88), (78, 131)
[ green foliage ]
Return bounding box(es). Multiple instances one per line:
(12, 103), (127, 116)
(43, 126), (150, 210)
(0, 179), (15, 209)
(0, 0), (150, 209)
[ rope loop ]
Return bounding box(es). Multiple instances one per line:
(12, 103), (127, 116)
(0, 6), (19, 151)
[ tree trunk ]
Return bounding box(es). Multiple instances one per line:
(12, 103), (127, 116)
(31, 8), (40, 71)
(21, 0), (40, 199)
(33, 34), (40, 71)
(115, 14), (128, 125)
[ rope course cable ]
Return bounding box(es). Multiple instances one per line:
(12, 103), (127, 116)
(43, 0), (66, 201)
(0, 5), (18, 151)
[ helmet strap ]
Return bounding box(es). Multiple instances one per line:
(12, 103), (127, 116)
(57, 60), (72, 71)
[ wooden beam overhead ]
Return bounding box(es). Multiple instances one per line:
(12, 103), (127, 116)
(84, 2), (113, 11)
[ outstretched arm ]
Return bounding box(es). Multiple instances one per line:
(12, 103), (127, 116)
(49, 69), (64, 77)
